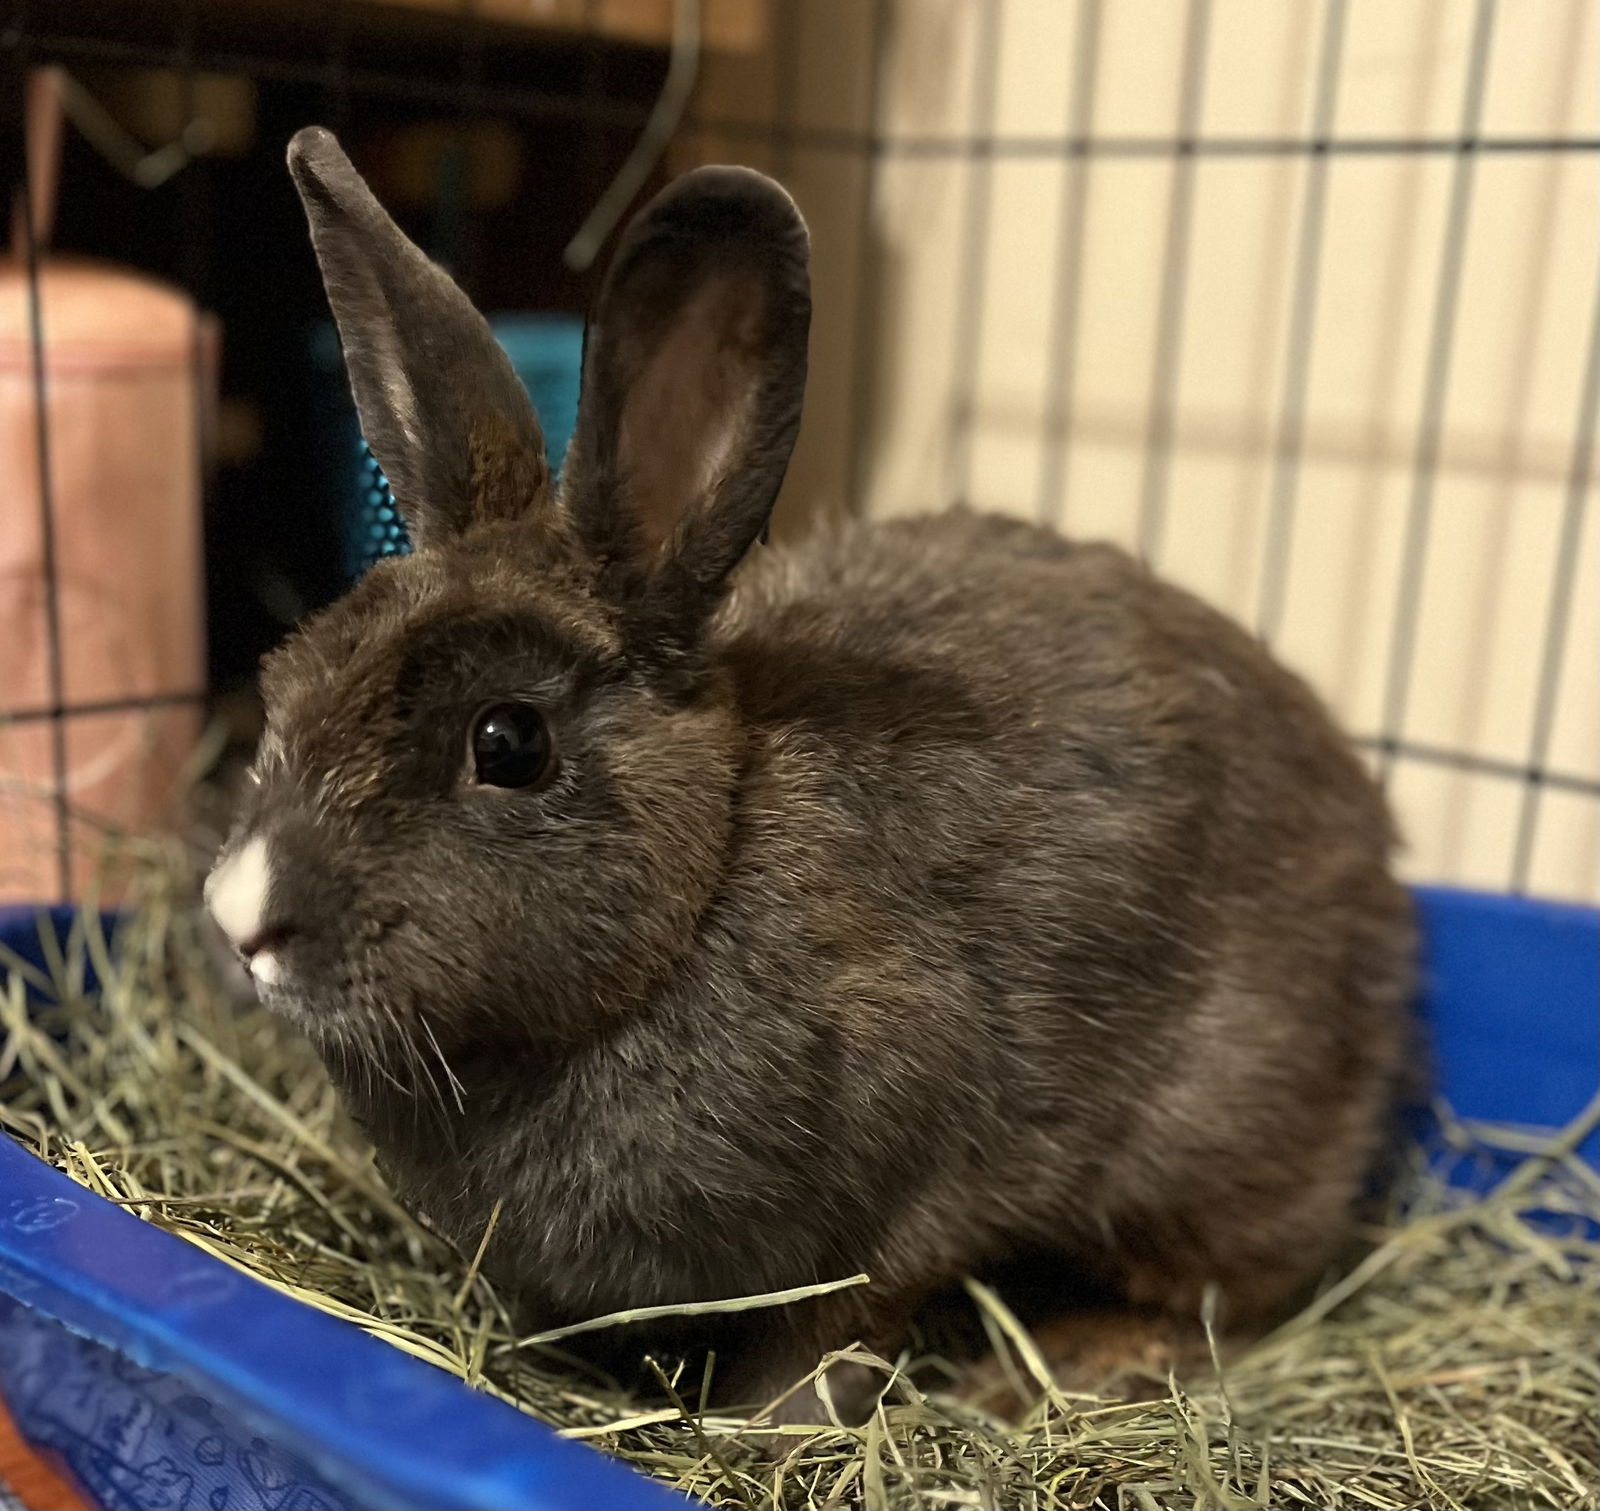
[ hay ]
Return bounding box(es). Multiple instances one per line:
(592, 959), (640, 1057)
(2, 846), (1597, 1511)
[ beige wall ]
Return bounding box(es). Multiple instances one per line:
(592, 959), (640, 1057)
(678, 0), (1600, 903)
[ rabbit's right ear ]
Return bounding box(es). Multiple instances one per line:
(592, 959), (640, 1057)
(287, 127), (551, 550)
(560, 165), (810, 648)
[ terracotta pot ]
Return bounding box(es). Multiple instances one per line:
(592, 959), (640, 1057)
(0, 70), (213, 904)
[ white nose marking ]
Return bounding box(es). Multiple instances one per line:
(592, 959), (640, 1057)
(251, 949), (285, 988)
(207, 834), (273, 952)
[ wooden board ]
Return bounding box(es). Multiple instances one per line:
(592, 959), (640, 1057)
(233, 0), (765, 52)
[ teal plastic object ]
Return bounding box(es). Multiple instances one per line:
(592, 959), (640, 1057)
(310, 314), (585, 581)
(491, 315), (586, 484)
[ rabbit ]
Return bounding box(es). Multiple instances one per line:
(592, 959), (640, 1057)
(205, 125), (1417, 1426)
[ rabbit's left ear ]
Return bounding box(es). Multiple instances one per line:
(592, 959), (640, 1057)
(288, 127), (551, 550)
(561, 165), (810, 639)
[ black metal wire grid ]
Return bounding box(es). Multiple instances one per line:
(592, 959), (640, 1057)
(3, 0), (1597, 903)
(891, 0), (1600, 892)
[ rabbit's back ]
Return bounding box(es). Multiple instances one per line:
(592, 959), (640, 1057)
(720, 506), (1403, 923)
(713, 509), (1414, 1311)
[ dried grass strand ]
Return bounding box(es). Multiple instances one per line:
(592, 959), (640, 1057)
(1, 855), (1596, 1511)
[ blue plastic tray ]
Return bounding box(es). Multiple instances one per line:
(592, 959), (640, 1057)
(0, 886), (1595, 1510)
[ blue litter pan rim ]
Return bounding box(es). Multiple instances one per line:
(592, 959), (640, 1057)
(0, 884), (1595, 1511)
(0, 1139), (689, 1510)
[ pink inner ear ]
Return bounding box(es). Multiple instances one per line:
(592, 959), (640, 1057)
(618, 274), (767, 556)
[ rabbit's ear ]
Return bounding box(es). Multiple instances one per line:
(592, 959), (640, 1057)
(287, 127), (550, 550)
(562, 166), (810, 635)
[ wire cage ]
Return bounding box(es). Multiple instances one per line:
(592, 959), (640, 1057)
(0, 3), (1597, 1509)
(669, 0), (1600, 907)
(3, 0), (1596, 911)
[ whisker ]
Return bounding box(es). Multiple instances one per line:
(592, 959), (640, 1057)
(420, 1015), (467, 1116)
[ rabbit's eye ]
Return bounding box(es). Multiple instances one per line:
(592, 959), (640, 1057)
(471, 703), (554, 789)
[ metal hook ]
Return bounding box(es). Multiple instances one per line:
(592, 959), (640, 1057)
(56, 69), (214, 191)
(562, 0), (702, 271)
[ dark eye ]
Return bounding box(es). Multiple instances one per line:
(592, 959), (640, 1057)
(471, 703), (553, 789)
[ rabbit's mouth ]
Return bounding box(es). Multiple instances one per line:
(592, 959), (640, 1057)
(246, 957), (368, 1044)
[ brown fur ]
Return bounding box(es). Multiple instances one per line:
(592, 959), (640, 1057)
(469, 413), (551, 528)
(210, 132), (1418, 1425)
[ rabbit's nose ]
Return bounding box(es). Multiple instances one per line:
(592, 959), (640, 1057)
(206, 834), (295, 986)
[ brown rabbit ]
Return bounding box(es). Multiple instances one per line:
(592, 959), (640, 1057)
(206, 126), (1415, 1424)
